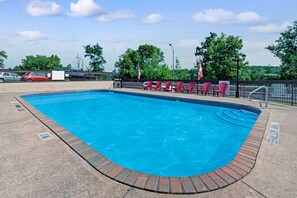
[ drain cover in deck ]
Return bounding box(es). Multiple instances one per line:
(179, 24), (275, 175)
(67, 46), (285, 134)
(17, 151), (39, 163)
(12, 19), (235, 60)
(38, 132), (54, 141)
(15, 104), (25, 111)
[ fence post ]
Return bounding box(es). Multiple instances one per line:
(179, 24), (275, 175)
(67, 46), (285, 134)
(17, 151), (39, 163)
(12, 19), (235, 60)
(291, 83), (294, 106)
(243, 84), (246, 98)
(196, 82), (198, 95)
(263, 84), (266, 101)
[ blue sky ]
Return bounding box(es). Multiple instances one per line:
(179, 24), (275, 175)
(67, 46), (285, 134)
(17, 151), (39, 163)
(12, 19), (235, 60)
(1, 0), (296, 71)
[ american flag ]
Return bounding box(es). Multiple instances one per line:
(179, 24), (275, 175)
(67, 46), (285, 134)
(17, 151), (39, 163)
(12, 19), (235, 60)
(198, 57), (203, 80)
(137, 63), (141, 80)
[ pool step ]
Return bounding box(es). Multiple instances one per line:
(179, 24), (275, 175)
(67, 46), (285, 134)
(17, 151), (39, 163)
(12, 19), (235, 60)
(224, 110), (256, 124)
(215, 109), (258, 128)
(232, 109), (258, 119)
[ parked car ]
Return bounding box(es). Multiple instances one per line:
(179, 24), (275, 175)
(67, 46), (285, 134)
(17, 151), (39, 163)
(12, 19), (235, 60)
(21, 72), (49, 82)
(0, 72), (21, 82)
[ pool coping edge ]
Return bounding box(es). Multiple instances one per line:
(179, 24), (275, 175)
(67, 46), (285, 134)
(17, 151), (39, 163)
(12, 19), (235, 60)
(15, 90), (270, 194)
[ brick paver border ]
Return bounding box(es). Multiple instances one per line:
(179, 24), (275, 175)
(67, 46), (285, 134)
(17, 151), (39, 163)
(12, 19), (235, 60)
(16, 90), (270, 194)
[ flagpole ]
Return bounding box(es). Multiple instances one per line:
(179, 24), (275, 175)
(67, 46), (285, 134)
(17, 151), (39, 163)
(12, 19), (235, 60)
(198, 56), (203, 81)
(137, 62), (141, 86)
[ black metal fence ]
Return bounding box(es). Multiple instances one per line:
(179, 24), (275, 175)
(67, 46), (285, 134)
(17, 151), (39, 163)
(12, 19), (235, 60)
(117, 79), (297, 106)
(241, 80), (297, 106)
(0, 69), (113, 82)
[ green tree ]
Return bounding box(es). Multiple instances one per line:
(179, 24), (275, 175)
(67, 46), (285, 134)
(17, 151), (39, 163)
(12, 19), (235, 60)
(63, 64), (72, 70)
(265, 66), (273, 80)
(258, 68), (266, 80)
(141, 62), (172, 79)
(114, 48), (140, 78)
(137, 44), (170, 79)
(138, 44), (165, 64)
(250, 68), (259, 80)
(249, 65), (280, 80)
(195, 32), (249, 80)
(0, 50), (8, 69)
(175, 57), (181, 70)
(115, 44), (172, 79)
(173, 57), (192, 79)
(267, 21), (297, 79)
(14, 55), (62, 70)
(84, 43), (106, 72)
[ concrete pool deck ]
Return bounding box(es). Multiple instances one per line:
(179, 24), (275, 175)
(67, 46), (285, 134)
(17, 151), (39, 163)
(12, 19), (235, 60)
(1, 88), (297, 197)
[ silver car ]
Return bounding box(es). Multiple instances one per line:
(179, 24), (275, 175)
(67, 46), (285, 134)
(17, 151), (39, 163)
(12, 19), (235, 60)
(0, 72), (21, 82)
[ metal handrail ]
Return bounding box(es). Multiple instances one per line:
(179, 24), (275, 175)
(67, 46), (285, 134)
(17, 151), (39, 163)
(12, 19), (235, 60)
(248, 86), (269, 108)
(109, 81), (121, 92)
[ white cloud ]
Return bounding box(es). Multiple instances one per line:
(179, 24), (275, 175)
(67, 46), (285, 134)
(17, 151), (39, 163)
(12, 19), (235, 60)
(68, 0), (104, 17)
(26, 1), (62, 17)
(142, 14), (165, 24)
(248, 21), (291, 33)
(17, 31), (47, 41)
(237, 12), (266, 24)
(97, 11), (137, 22)
(192, 9), (235, 24)
(192, 9), (266, 24)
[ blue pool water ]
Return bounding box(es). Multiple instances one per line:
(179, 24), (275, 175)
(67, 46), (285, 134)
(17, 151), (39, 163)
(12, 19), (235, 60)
(23, 91), (259, 177)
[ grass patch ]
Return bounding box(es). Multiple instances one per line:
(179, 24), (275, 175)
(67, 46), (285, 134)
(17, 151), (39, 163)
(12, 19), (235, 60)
(269, 100), (297, 106)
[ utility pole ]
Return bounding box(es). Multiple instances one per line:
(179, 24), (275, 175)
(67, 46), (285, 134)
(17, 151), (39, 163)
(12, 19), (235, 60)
(76, 54), (84, 71)
(169, 44), (175, 77)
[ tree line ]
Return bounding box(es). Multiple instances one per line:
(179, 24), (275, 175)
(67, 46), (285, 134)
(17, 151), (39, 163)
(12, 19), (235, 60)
(1, 21), (296, 80)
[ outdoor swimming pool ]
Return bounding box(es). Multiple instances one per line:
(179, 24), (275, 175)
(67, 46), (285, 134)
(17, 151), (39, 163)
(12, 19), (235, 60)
(22, 91), (259, 177)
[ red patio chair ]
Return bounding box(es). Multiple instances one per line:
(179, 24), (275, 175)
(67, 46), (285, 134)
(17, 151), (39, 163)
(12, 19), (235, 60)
(213, 82), (228, 97)
(162, 81), (172, 92)
(172, 81), (184, 93)
(151, 81), (162, 91)
(197, 82), (212, 95)
(183, 82), (197, 94)
(141, 80), (153, 90)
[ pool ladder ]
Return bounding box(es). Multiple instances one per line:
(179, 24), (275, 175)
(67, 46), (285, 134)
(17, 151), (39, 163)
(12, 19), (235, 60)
(109, 81), (121, 92)
(248, 86), (269, 108)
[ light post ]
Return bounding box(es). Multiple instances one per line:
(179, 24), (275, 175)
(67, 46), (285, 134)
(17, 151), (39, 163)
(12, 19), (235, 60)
(232, 54), (246, 98)
(169, 44), (174, 77)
